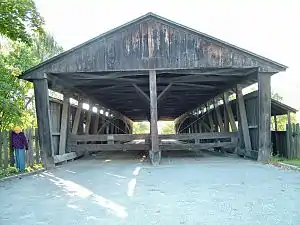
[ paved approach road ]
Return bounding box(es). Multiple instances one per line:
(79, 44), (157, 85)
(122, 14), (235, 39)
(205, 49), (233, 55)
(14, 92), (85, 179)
(1, 151), (300, 225)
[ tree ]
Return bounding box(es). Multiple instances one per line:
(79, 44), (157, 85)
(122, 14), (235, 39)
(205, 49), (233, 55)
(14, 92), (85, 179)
(271, 92), (296, 131)
(160, 121), (175, 134)
(0, 33), (63, 131)
(0, 41), (38, 131)
(0, 0), (44, 45)
(32, 32), (64, 62)
(133, 122), (149, 134)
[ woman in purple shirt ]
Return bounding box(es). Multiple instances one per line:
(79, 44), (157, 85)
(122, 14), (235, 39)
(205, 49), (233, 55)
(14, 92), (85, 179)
(11, 127), (28, 171)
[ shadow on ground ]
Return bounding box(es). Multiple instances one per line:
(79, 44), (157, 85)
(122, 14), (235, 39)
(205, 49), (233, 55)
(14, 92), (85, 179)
(1, 151), (300, 225)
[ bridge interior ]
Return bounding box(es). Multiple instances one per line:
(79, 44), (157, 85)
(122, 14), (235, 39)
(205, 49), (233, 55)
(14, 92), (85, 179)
(20, 12), (287, 167)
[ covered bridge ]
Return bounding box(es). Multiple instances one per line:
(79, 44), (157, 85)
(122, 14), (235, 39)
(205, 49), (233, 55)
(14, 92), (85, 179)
(20, 12), (288, 167)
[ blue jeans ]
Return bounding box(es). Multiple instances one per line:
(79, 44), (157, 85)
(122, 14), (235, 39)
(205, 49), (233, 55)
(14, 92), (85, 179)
(15, 149), (25, 171)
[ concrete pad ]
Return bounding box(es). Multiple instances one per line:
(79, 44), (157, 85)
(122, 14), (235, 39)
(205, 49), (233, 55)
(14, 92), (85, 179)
(1, 151), (300, 225)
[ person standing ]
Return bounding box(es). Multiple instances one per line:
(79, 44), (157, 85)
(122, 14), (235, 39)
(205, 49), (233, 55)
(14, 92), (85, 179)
(11, 127), (28, 171)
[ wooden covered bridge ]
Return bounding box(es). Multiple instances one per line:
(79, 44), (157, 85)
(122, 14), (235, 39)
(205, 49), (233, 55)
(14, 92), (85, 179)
(20, 13), (288, 167)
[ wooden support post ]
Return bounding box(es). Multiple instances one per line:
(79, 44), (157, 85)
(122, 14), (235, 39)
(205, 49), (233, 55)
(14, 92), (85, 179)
(85, 105), (92, 135)
(274, 115), (278, 156)
(223, 93), (237, 132)
(237, 84), (252, 156)
(93, 114), (100, 134)
(33, 75), (54, 168)
(223, 100), (229, 132)
(59, 93), (70, 155)
(214, 98), (224, 132)
(206, 105), (214, 132)
(149, 70), (160, 165)
(257, 73), (271, 162)
(286, 111), (292, 159)
(72, 101), (83, 134)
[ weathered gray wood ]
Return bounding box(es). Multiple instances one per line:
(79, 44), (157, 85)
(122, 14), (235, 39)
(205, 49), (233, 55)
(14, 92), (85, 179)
(35, 128), (40, 164)
(71, 102), (83, 134)
(93, 114), (100, 134)
(27, 128), (34, 166)
(74, 144), (150, 152)
(132, 84), (150, 103)
(236, 84), (252, 156)
(33, 76), (54, 168)
(257, 73), (271, 162)
(286, 123), (291, 159)
(206, 106), (214, 132)
(85, 110), (92, 134)
(53, 152), (77, 164)
(296, 124), (300, 158)
(70, 132), (237, 142)
(59, 94), (70, 155)
(214, 99), (224, 132)
(3, 131), (9, 169)
(157, 83), (173, 102)
(0, 132), (3, 167)
(149, 70), (160, 165)
(159, 142), (237, 151)
(223, 93), (237, 132)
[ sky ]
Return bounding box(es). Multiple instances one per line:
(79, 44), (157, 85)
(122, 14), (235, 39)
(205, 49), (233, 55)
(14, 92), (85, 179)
(35, 0), (300, 119)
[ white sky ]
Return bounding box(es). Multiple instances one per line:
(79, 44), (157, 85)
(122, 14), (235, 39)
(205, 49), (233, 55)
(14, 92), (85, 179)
(35, 0), (300, 116)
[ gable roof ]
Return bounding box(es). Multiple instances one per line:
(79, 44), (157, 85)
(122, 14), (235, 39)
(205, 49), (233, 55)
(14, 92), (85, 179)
(21, 12), (287, 79)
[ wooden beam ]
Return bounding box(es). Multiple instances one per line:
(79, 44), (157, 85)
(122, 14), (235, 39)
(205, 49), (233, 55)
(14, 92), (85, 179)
(173, 83), (216, 89)
(85, 104), (92, 135)
(93, 114), (100, 134)
(157, 83), (173, 102)
(149, 70), (160, 165)
(33, 75), (54, 168)
(257, 73), (272, 161)
(58, 93), (70, 155)
(236, 84), (252, 156)
(72, 101), (83, 134)
(223, 92), (238, 132)
(213, 99), (224, 132)
(206, 106), (214, 132)
(223, 102), (229, 132)
(132, 84), (150, 103)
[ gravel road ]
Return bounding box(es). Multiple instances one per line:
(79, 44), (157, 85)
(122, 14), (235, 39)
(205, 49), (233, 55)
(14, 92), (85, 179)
(1, 151), (300, 225)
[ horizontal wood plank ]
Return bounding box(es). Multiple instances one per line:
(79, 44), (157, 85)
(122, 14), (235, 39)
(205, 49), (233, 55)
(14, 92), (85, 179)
(70, 132), (238, 142)
(53, 152), (78, 163)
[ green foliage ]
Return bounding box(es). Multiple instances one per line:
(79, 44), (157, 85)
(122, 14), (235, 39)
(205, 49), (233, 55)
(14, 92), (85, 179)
(0, 164), (44, 178)
(0, 41), (37, 131)
(133, 121), (150, 134)
(0, 32), (63, 131)
(0, 0), (45, 45)
(270, 92), (297, 131)
(160, 121), (175, 134)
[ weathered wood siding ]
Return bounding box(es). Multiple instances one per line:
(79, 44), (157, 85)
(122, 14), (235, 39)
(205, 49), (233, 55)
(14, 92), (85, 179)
(49, 101), (61, 155)
(27, 17), (282, 77)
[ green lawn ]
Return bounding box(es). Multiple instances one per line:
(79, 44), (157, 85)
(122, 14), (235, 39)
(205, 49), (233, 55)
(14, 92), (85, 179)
(271, 156), (300, 167)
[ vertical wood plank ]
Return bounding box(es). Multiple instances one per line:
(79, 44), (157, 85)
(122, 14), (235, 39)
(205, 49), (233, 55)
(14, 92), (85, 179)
(35, 128), (40, 164)
(292, 123), (296, 158)
(3, 131), (9, 169)
(214, 99), (224, 132)
(85, 109), (92, 134)
(93, 114), (100, 134)
(59, 94), (70, 155)
(287, 112), (292, 159)
(0, 132), (3, 168)
(206, 105), (214, 132)
(223, 92), (237, 132)
(149, 70), (160, 165)
(33, 76), (54, 168)
(257, 73), (271, 162)
(72, 102), (83, 134)
(223, 102), (229, 132)
(286, 124), (291, 159)
(237, 85), (252, 156)
(28, 128), (34, 166)
(296, 123), (300, 158)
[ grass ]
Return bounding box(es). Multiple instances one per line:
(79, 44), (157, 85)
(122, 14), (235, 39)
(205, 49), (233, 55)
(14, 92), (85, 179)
(0, 164), (44, 179)
(270, 156), (300, 167)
